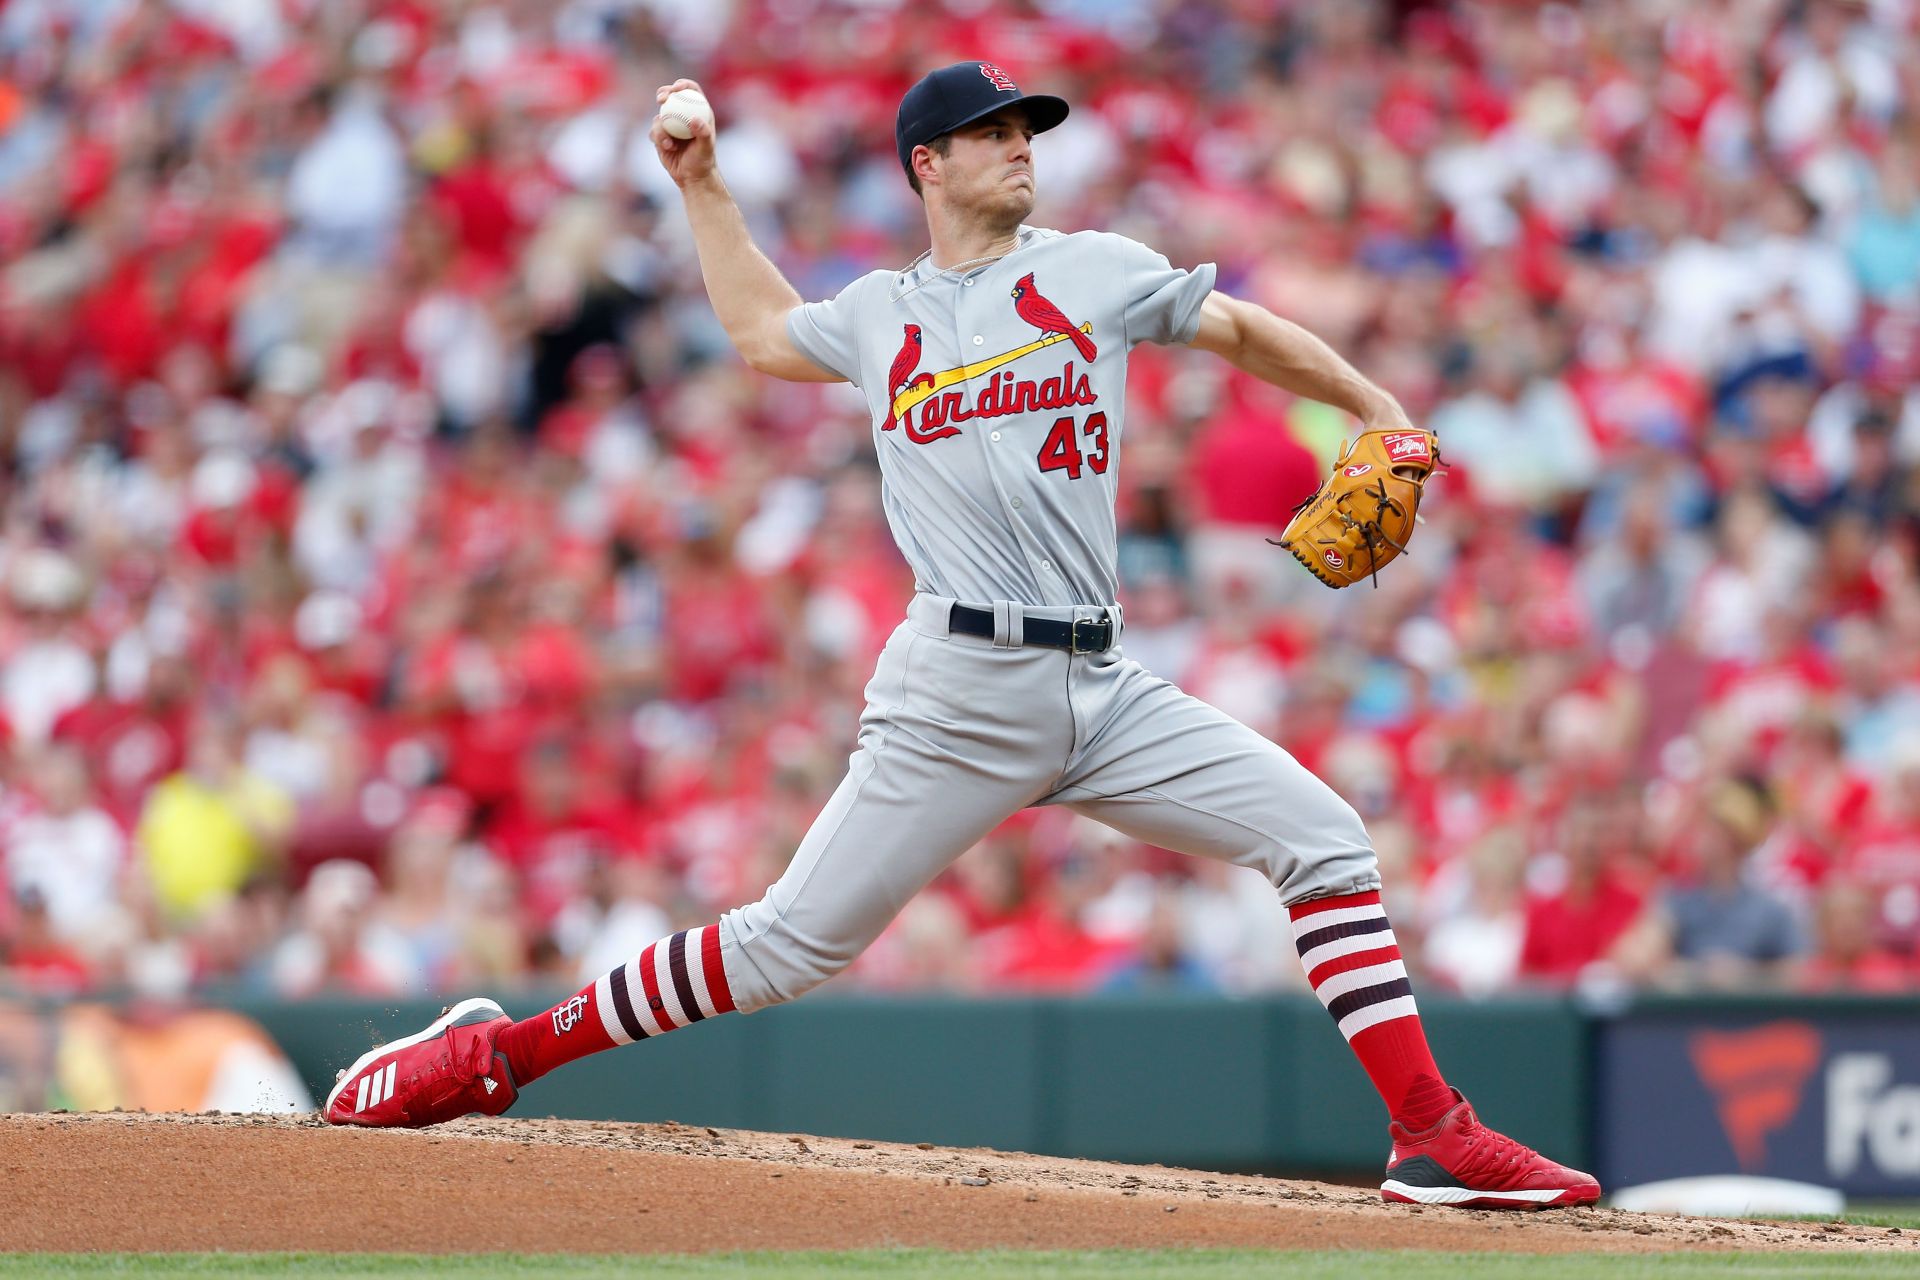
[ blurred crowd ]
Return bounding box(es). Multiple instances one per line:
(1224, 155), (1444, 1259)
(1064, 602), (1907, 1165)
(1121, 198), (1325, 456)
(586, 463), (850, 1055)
(1, 0), (1918, 1004)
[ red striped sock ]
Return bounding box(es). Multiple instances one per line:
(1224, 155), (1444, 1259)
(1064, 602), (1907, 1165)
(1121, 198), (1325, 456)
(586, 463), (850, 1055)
(1289, 890), (1454, 1131)
(497, 923), (737, 1087)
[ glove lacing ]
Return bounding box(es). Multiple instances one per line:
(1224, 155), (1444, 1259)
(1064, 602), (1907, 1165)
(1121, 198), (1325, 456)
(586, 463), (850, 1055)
(1268, 477), (1413, 590)
(1271, 436), (1445, 589)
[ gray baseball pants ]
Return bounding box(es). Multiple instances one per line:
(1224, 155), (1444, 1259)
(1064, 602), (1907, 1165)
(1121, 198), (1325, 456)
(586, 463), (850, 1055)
(716, 593), (1380, 1011)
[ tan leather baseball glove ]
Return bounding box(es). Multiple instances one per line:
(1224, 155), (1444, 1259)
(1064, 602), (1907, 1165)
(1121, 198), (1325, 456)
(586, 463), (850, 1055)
(1275, 427), (1441, 588)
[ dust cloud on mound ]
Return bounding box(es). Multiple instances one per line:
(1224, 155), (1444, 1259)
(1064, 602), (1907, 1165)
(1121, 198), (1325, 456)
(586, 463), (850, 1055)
(2, 1113), (1911, 1256)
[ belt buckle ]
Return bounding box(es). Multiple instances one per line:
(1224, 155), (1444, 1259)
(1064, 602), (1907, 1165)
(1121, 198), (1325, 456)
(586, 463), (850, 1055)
(1070, 615), (1108, 654)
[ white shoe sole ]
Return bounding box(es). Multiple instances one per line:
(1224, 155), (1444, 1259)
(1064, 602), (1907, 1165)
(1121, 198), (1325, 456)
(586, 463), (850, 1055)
(323, 997), (505, 1118)
(1381, 1180), (1583, 1206)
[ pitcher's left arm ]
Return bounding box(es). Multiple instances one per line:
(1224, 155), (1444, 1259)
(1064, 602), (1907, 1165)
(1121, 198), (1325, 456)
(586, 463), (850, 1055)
(1188, 292), (1413, 433)
(1190, 290), (1440, 590)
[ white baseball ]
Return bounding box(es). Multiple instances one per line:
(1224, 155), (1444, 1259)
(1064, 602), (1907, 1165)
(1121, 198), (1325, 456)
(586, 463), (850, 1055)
(659, 88), (714, 141)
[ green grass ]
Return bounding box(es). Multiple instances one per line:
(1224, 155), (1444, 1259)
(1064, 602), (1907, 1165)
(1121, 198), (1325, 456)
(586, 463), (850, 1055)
(1754, 1208), (1920, 1232)
(1, 1253), (1916, 1279)
(1806, 1207), (1920, 1232)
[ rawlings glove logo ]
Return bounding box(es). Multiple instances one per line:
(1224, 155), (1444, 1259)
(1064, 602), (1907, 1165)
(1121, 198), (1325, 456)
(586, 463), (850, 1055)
(1344, 462), (1373, 477)
(1382, 431), (1432, 463)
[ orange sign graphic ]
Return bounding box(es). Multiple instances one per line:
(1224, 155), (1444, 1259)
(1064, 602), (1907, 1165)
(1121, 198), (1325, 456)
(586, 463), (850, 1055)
(1688, 1021), (1824, 1169)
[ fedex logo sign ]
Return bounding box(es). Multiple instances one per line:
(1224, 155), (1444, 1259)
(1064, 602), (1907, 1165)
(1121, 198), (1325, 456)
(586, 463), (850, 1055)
(1829, 1054), (1920, 1178)
(1604, 1017), (1920, 1196)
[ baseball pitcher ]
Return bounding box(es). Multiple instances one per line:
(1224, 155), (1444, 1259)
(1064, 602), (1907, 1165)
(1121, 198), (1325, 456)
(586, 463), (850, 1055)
(324, 62), (1596, 1210)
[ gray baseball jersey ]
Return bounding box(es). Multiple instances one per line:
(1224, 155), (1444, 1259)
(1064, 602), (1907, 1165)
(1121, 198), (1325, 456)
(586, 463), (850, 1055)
(787, 226), (1214, 607)
(702, 224), (1382, 1014)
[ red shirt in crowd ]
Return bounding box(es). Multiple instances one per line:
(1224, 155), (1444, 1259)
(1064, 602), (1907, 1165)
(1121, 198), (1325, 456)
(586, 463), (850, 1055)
(976, 906), (1133, 991)
(1519, 872), (1645, 984)
(432, 160), (522, 280)
(1186, 397), (1321, 530)
(488, 796), (645, 919)
(52, 697), (190, 828)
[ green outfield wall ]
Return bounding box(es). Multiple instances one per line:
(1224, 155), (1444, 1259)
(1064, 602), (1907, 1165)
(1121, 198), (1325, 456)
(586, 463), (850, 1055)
(231, 991), (1587, 1175)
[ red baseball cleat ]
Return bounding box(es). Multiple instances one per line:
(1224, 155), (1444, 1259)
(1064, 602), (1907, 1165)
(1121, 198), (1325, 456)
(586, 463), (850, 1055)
(1381, 1090), (1600, 1209)
(324, 998), (519, 1128)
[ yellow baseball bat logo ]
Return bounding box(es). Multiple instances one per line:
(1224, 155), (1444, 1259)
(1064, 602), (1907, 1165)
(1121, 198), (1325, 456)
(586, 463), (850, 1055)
(890, 323), (1093, 422)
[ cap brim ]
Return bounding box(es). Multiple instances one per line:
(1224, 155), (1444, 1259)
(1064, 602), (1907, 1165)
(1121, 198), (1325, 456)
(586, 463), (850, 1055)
(947, 93), (1070, 139)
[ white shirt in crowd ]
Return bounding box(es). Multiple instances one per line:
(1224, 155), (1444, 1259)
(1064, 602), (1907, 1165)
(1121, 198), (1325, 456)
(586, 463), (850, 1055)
(6, 803), (126, 938)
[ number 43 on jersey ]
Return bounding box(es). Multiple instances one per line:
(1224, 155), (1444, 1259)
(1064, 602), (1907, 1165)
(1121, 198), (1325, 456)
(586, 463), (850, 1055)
(1036, 412), (1110, 480)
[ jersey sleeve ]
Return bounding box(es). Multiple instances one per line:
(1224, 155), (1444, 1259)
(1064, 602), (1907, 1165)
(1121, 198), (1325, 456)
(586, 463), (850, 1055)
(785, 277), (868, 387)
(1109, 234), (1218, 348)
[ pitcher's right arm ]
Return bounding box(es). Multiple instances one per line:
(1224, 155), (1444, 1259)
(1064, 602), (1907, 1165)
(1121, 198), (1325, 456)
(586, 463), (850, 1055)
(651, 79), (842, 383)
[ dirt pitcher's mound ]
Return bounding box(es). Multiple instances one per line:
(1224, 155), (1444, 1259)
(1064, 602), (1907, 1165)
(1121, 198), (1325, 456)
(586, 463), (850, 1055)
(1, 1113), (1912, 1256)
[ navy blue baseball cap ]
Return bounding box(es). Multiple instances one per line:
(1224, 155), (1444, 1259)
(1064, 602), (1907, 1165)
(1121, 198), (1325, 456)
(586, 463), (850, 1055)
(895, 61), (1069, 180)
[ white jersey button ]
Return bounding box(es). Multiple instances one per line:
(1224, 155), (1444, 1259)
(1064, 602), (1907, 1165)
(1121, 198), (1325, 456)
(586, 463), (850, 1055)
(990, 431), (1002, 441)
(973, 335), (984, 345)
(1011, 497), (1023, 509)
(963, 278), (974, 286)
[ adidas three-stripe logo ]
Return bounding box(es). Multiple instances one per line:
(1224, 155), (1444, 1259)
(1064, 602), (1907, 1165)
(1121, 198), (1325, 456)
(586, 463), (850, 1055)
(354, 1062), (398, 1112)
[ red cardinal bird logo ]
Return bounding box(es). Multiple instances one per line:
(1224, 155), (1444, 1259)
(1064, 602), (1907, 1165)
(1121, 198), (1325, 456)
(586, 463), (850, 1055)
(1011, 274), (1096, 363)
(884, 323), (925, 430)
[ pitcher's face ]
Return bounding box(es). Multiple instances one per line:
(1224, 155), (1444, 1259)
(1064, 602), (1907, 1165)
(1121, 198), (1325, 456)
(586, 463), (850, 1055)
(931, 108), (1036, 224)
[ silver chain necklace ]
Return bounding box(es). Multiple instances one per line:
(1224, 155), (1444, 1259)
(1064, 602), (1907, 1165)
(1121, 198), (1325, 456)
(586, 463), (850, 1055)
(888, 246), (1015, 303)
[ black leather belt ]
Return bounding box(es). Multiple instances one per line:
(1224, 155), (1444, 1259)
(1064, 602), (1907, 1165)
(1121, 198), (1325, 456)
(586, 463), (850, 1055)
(948, 603), (1116, 654)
